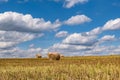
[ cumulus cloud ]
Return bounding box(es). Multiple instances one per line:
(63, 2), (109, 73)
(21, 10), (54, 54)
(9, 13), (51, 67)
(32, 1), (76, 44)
(64, 15), (91, 25)
(0, 30), (43, 49)
(63, 0), (88, 8)
(86, 27), (102, 36)
(0, 47), (43, 58)
(85, 18), (120, 36)
(0, 33), (119, 57)
(48, 18), (120, 56)
(48, 43), (93, 56)
(29, 44), (35, 48)
(51, 43), (92, 51)
(0, 12), (90, 33)
(102, 18), (120, 31)
(1, 11), (120, 57)
(0, 12), (91, 49)
(63, 33), (97, 46)
(53, 0), (88, 8)
(0, 42), (16, 49)
(55, 31), (68, 38)
(0, 11), (92, 58)
(0, 11), (61, 33)
(100, 35), (115, 42)
(49, 42), (120, 56)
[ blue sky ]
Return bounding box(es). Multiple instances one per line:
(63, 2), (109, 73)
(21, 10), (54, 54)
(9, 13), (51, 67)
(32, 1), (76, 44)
(0, 0), (120, 58)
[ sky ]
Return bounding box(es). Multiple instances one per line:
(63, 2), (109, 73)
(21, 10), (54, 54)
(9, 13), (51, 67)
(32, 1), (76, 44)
(0, 0), (120, 58)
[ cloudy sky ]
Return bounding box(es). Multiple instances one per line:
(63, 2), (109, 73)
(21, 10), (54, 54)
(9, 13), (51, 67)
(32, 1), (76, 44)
(0, 0), (120, 58)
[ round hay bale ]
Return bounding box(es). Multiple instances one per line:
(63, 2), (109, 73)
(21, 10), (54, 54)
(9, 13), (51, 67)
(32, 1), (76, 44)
(60, 54), (64, 57)
(36, 54), (42, 58)
(48, 52), (60, 60)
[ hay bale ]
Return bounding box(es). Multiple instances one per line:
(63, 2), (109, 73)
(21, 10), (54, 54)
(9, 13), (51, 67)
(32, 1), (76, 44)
(36, 54), (42, 58)
(60, 54), (64, 57)
(48, 52), (60, 60)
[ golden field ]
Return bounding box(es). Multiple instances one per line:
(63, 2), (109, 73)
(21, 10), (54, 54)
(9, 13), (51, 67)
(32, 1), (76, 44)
(0, 55), (120, 80)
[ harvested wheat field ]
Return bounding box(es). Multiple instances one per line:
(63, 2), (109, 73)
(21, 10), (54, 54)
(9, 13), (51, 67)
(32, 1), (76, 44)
(0, 55), (120, 80)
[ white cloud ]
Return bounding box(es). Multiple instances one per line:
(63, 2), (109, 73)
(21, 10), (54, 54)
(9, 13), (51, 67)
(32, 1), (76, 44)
(49, 42), (120, 56)
(0, 11), (92, 58)
(0, 47), (43, 58)
(63, 0), (88, 8)
(29, 44), (35, 48)
(48, 43), (93, 56)
(63, 33), (97, 46)
(86, 27), (102, 36)
(55, 31), (68, 38)
(1, 44), (118, 58)
(0, 30), (43, 49)
(0, 12), (90, 33)
(102, 18), (120, 31)
(0, 11), (61, 33)
(92, 46), (120, 55)
(64, 15), (91, 25)
(51, 43), (92, 51)
(1, 11), (120, 57)
(48, 18), (120, 56)
(0, 42), (16, 49)
(48, 17), (120, 56)
(100, 35), (115, 42)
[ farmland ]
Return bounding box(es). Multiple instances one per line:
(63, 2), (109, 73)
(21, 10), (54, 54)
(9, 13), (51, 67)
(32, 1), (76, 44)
(0, 55), (120, 80)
